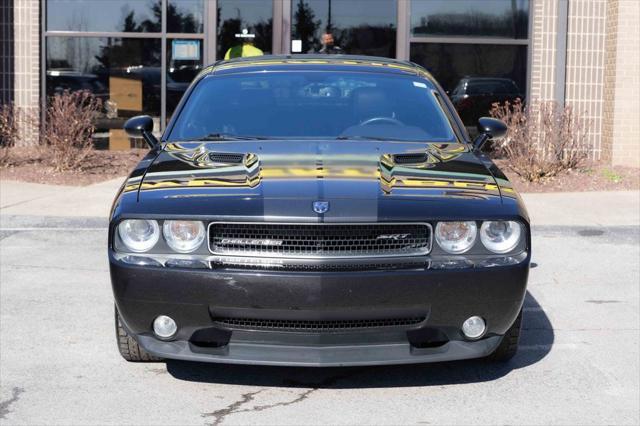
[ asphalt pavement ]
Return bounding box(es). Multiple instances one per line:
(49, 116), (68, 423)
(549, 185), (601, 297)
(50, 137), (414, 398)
(0, 184), (639, 425)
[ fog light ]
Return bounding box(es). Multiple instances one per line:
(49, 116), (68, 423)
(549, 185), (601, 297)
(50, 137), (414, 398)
(462, 316), (486, 339)
(153, 315), (177, 339)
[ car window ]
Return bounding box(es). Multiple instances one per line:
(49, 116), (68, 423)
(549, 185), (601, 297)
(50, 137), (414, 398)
(502, 80), (521, 94)
(493, 82), (510, 94)
(168, 71), (458, 142)
(467, 81), (502, 95)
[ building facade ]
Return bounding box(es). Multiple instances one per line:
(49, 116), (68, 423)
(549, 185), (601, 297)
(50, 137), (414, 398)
(0, 0), (638, 166)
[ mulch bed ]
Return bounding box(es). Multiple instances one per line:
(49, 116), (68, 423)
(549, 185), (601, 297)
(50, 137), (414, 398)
(0, 148), (638, 192)
(494, 159), (640, 193)
(0, 147), (147, 186)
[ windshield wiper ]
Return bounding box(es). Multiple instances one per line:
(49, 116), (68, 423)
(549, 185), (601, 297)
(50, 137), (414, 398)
(186, 133), (272, 141)
(335, 135), (395, 141)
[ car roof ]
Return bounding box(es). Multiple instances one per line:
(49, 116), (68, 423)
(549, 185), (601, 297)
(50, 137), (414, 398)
(202, 54), (433, 80)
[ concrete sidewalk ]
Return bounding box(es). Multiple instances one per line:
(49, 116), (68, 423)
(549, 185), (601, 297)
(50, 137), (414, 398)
(0, 178), (124, 219)
(1, 178), (639, 226)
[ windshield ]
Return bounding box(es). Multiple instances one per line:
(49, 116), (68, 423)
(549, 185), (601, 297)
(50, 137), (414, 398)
(168, 71), (457, 142)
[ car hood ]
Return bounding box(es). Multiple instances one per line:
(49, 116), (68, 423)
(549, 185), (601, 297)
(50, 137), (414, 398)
(126, 140), (517, 220)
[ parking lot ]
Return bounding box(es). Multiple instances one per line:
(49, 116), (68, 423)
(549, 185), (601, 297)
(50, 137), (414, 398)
(1, 193), (639, 425)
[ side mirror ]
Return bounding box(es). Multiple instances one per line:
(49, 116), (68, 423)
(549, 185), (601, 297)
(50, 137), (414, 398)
(473, 117), (508, 151)
(124, 115), (159, 149)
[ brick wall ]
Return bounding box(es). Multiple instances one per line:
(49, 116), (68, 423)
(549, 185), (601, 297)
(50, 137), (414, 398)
(13, 0), (39, 145)
(530, 0), (559, 102)
(530, 0), (609, 161)
(604, 0), (640, 167)
(529, 0), (640, 166)
(565, 0), (607, 160)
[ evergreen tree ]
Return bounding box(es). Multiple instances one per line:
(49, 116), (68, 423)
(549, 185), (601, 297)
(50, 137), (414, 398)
(293, 0), (321, 53)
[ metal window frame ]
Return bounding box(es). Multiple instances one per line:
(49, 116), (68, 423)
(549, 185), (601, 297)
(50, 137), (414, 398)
(396, 0), (410, 59)
(40, 0), (46, 125)
(409, 36), (529, 45)
(555, 0), (568, 105)
(204, 0), (216, 62)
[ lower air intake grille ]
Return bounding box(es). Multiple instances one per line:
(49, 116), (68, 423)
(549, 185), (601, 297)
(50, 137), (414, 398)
(212, 317), (426, 332)
(211, 260), (427, 272)
(208, 223), (432, 258)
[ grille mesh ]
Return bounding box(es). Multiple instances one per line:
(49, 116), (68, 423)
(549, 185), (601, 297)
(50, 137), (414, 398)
(393, 152), (429, 164)
(209, 152), (244, 164)
(211, 260), (427, 272)
(213, 317), (426, 332)
(209, 223), (431, 257)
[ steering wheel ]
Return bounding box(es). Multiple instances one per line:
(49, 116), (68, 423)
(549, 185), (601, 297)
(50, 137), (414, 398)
(360, 116), (404, 126)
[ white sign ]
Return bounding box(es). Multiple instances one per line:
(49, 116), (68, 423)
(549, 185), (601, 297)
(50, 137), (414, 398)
(172, 40), (200, 61)
(291, 40), (303, 53)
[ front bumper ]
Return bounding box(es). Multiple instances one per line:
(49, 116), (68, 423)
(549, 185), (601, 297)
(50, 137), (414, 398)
(135, 334), (503, 367)
(110, 252), (528, 366)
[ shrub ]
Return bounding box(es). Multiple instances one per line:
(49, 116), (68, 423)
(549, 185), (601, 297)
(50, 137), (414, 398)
(490, 99), (590, 182)
(43, 90), (102, 172)
(0, 103), (20, 165)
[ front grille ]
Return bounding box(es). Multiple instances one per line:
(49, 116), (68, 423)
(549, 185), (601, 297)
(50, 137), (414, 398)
(213, 317), (426, 332)
(208, 223), (432, 258)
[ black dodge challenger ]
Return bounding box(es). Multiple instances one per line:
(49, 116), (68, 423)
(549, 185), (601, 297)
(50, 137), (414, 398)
(110, 55), (530, 366)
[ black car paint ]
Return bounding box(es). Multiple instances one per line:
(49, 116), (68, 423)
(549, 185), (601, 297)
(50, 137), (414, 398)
(109, 55), (530, 366)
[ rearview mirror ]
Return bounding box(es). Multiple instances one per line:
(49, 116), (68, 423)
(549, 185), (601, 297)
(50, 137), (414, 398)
(473, 117), (508, 151)
(124, 115), (159, 149)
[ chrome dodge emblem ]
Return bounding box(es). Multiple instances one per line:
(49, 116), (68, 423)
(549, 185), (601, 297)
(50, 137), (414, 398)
(313, 201), (329, 214)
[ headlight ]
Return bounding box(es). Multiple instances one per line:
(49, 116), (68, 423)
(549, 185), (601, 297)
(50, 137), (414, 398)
(435, 221), (477, 254)
(118, 219), (160, 253)
(480, 221), (522, 253)
(163, 220), (205, 253)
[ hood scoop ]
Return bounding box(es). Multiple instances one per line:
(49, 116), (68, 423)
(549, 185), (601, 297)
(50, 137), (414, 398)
(378, 144), (495, 196)
(140, 144), (263, 190)
(164, 143), (259, 168)
(392, 152), (431, 165)
(209, 152), (246, 164)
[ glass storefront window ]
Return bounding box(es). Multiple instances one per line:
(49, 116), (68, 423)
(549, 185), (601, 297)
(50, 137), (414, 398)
(410, 43), (527, 126)
(217, 0), (273, 60)
(291, 0), (397, 57)
(168, 0), (205, 33)
(46, 37), (162, 149)
(43, 0), (531, 147)
(47, 0), (161, 32)
(167, 39), (204, 119)
(411, 0), (529, 39)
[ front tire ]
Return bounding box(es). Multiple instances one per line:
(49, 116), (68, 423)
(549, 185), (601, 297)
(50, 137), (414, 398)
(115, 307), (160, 362)
(487, 309), (522, 362)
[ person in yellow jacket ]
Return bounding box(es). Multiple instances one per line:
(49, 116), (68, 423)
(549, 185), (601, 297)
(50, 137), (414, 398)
(224, 29), (264, 60)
